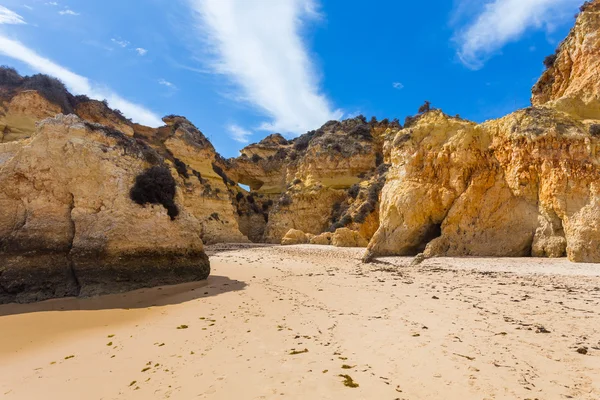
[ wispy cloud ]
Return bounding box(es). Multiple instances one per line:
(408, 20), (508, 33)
(58, 9), (79, 16)
(158, 79), (176, 89)
(45, 2), (59, 6)
(0, 35), (162, 127)
(228, 124), (252, 143)
(135, 47), (148, 56)
(0, 6), (26, 25)
(453, 0), (580, 69)
(111, 38), (129, 48)
(188, 0), (342, 136)
(392, 82), (404, 90)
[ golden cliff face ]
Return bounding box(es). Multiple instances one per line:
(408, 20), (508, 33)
(231, 118), (400, 243)
(0, 91), (62, 142)
(366, 4), (600, 263)
(532, 1), (600, 118)
(0, 115), (210, 303)
(3, 0), (600, 277)
(75, 100), (135, 137)
(367, 107), (600, 263)
(135, 116), (250, 245)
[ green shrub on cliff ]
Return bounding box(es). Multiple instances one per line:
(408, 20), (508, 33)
(130, 166), (179, 220)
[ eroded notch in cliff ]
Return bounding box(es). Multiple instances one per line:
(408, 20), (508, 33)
(414, 223), (442, 255)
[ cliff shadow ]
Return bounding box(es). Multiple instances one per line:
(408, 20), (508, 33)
(0, 275), (246, 317)
(204, 242), (279, 256)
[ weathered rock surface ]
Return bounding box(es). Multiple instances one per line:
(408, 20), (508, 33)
(0, 91), (62, 142)
(140, 115), (250, 245)
(75, 100), (135, 137)
(331, 228), (368, 248)
(281, 229), (314, 245)
(310, 232), (333, 245)
(367, 107), (600, 262)
(532, 2), (600, 119)
(232, 117), (400, 243)
(0, 115), (210, 303)
(367, 5), (600, 263)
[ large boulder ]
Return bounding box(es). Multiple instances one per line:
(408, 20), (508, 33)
(0, 115), (210, 303)
(281, 229), (311, 245)
(332, 228), (368, 248)
(310, 232), (333, 245)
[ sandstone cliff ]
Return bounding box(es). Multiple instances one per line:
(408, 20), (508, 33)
(231, 117), (401, 243)
(0, 68), (251, 246)
(367, 106), (600, 262)
(0, 115), (210, 303)
(2, 0), (599, 304)
(134, 115), (249, 245)
(1, 66), (394, 250)
(366, 1), (600, 263)
(532, 1), (600, 119)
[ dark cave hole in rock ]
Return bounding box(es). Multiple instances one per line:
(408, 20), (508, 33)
(412, 223), (442, 255)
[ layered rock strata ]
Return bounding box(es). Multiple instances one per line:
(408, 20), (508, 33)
(0, 115), (210, 303)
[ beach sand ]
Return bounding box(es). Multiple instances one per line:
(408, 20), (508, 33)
(1, 244), (599, 399)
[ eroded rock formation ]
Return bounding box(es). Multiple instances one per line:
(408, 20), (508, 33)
(231, 117), (401, 243)
(366, 3), (600, 263)
(1, 1), (600, 306)
(532, 1), (600, 119)
(0, 115), (209, 303)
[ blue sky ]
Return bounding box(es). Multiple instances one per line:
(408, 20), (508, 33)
(0, 0), (583, 157)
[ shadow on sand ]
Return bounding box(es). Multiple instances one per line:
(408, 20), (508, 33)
(0, 275), (246, 317)
(204, 242), (279, 256)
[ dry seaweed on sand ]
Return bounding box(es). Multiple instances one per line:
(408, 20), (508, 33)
(339, 374), (359, 388)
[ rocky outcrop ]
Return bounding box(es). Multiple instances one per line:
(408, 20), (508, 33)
(75, 100), (135, 137)
(532, 1), (600, 119)
(0, 68), (253, 247)
(138, 115), (250, 244)
(0, 115), (211, 303)
(281, 227), (367, 248)
(310, 232), (333, 245)
(366, 5), (600, 263)
(281, 229), (314, 245)
(331, 228), (368, 248)
(0, 91), (62, 142)
(232, 117), (401, 243)
(367, 107), (600, 262)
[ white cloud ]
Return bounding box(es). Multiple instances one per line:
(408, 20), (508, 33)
(24, 5), (34, 10)
(158, 79), (176, 89)
(392, 82), (404, 90)
(46, 2), (59, 6)
(0, 35), (163, 127)
(454, 0), (580, 69)
(188, 0), (342, 136)
(58, 9), (79, 16)
(228, 124), (252, 143)
(0, 6), (26, 25)
(111, 38), (129, 48)
(135, 47), (148, 56)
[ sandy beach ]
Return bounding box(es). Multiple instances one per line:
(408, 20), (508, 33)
(1, 244), (600, 399)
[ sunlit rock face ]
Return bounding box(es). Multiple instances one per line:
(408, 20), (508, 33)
(231, 118), (401, 243)
(367, 3), (600, 263)
(0, 90), (62, 142)
(532, 1), (600, 119)
(367, 107), (600, 263)
(0, 115), (210, 304)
